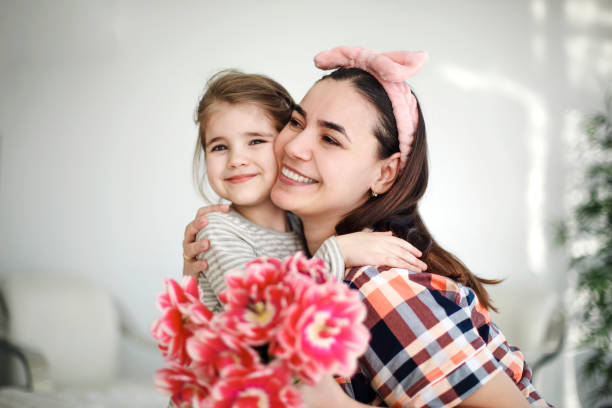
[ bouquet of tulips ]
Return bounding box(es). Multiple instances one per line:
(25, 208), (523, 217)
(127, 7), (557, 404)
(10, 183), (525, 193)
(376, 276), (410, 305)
(150, 252), (370, 408)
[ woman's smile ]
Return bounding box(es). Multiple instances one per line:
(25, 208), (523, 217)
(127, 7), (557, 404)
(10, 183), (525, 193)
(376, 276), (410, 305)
(279, 165), (318, 185)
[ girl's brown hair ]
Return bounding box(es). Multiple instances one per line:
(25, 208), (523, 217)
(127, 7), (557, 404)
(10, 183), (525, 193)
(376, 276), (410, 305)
(193, 70), (294, 200)
(322, 68), (501, 311)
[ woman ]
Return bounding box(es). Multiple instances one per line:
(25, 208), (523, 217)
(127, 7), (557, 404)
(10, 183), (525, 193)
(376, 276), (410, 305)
(183, 47), (552, 407)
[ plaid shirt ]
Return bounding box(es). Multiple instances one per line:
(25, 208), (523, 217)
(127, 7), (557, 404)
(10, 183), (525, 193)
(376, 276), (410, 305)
(340, 265), (553, 408)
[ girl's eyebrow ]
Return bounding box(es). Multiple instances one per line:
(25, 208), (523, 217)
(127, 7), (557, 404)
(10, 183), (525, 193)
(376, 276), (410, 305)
(206, 131), (274, 147)
(205, 136), (224, 146)
(244, 131), (275, 138)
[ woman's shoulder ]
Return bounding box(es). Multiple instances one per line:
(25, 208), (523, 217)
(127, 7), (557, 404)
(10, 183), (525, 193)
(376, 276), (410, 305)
(346, 265), (463, 293)
(345, 265), (486, 317)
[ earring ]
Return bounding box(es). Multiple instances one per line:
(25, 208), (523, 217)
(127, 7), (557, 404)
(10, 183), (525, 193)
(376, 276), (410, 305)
(371, 190), (379, 198)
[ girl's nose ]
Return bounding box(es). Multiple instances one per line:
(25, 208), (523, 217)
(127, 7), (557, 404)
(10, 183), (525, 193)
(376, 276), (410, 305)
(228, 150), (249, 168)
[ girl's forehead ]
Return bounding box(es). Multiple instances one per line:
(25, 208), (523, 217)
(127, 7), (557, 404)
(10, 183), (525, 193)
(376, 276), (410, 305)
(207, 103), (272, 124)
(204, 103), (276, 140)
(210, 101), (265, 117)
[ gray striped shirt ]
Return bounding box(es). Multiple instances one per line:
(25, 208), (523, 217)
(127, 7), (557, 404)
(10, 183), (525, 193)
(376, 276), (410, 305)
(196, 210), (344, 312)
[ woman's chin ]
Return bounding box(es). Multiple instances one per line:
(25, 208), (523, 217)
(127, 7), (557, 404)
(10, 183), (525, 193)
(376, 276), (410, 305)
(270, 182), (315, 215)
(270, 182), (294, 211)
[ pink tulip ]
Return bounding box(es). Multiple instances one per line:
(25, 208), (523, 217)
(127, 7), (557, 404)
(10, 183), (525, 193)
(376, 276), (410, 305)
(152, 253), (370, 408)
(210, 363), (302, 408)
(154, 364), (210, 408)
(274, 281), (370, 385)
(282, 252), (329, 284)
(219, 258), (294, 345)
(186, 326), (261, 377)
(151, 276), (213, 364)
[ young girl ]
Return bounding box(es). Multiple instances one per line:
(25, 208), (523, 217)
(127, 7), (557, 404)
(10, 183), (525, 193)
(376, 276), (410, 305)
(190, 70), (427, 312)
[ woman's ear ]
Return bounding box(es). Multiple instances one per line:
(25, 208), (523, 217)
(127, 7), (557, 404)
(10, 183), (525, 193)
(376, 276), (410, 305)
(371, 152), (401, 195)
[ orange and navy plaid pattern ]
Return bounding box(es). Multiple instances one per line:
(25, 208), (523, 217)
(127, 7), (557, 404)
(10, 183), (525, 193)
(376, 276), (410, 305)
(341, 265), (553, 408)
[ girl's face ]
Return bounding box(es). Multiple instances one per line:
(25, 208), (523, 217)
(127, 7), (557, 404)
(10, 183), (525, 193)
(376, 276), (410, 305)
(270, 79), (383, 222)
(205, 103), (279, 209)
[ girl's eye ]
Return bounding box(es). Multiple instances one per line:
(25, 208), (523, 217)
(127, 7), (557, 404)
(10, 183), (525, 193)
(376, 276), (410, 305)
(249, 139), (267, 145)
(322, 135), (340, 146)
(210, 145), (227, 152)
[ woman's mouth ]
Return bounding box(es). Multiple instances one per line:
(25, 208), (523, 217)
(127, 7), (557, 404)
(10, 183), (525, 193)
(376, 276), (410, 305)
(280, 166), (318, 185)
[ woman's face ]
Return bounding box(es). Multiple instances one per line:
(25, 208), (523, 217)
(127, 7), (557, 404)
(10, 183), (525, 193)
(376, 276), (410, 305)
(270, 79), (383, 222)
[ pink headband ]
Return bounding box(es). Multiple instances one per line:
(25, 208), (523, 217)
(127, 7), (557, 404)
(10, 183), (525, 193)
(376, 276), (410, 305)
(314, 46), (428, 169)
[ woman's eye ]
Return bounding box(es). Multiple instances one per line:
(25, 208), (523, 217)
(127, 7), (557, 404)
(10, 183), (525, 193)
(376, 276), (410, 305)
(288, 117), (303, 129)
(322, 135), (340, 146)
(210, 145), (227, 152)
(249, 139), (267, 145)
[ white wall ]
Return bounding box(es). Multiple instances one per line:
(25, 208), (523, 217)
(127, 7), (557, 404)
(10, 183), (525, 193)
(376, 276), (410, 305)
(1, 0), (610, 404)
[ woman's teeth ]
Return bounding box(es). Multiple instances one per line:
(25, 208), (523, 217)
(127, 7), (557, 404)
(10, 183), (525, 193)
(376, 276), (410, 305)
(281, 167), (317, 184)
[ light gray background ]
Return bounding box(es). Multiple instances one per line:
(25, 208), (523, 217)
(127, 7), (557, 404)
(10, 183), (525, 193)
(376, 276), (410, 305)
(1, 1), (610, 406)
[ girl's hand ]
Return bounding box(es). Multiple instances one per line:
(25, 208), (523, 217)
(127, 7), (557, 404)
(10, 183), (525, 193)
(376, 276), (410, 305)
(182, 204), (230, 278)
(336, 230), (427, 272)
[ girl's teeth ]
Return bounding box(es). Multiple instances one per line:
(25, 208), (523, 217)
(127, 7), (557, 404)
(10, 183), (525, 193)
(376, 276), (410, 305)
(282, 167), (316, 183)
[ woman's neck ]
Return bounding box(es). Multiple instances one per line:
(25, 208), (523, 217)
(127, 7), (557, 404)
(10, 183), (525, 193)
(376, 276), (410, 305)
(299, 214), (339, 255)
(232, 201), (288, 232)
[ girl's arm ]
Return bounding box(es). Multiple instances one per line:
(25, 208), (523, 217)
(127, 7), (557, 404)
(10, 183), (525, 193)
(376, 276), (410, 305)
(182, 204), (230, 278)
(314, 231), (427, 283)
(185, 208), (425, 283)
(336, 230), (427, 271)
(195, 213), (261, 309)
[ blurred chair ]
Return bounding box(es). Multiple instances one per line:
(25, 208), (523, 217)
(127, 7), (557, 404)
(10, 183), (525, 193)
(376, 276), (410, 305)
(0, 273), (167, 407)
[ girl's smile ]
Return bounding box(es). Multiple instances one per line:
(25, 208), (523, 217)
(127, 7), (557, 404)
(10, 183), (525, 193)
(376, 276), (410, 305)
(225, 173), (258, 184)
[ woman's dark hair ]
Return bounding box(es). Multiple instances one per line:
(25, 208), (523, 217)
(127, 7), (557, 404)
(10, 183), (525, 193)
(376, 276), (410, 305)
(322, 68), (501, 311)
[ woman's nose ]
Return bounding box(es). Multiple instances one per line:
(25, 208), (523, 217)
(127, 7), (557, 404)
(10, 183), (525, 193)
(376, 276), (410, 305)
(284, 130), (312, 162)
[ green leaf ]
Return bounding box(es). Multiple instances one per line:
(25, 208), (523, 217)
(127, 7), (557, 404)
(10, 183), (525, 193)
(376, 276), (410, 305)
(563, 93), (612, 403)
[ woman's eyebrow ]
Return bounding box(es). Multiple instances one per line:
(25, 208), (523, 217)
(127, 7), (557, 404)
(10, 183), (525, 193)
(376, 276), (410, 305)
(319, 120), (351, 143)
(294, 104), (351, 143)
(294, 104), (306, 118)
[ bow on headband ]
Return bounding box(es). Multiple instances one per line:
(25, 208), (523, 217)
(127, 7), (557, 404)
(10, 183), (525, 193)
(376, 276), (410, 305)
(314, 46), (428, 169)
